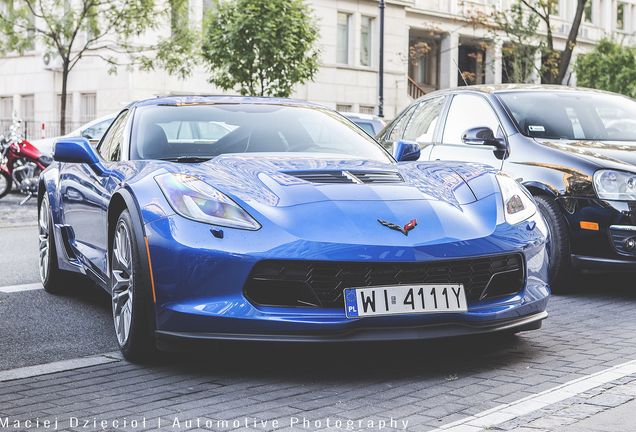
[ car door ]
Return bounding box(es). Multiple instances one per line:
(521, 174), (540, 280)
(60, 110), (130, 277)
(429, 93), (505, 170)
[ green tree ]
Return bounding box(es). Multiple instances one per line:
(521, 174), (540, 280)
(519, 0), (588, 84)
(574, 38), (636, 97)
(201, 0), (320, 97)
(489, 0), (542, 83)
(0, 0), (197, 134)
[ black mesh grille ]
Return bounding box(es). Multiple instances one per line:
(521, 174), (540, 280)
(244, 254), (525, 309)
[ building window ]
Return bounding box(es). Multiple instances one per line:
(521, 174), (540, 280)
(81, 93), (96, 124)
(21, 95), (34, 122)
(360, 16), (373, 67)
(359, 106), (375, 114)
(337, 12), (351, 65)
(57, 94), (73, 124)
(584, 0), (594, 23)
(170, 0), (188, 37)
(336, 104), (352, 112)
(550, 0), (560, 16)
(0, 97), (12, 120)
(617, 2), (625, 30)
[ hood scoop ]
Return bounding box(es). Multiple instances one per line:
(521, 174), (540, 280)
(283, 170), (404, 184)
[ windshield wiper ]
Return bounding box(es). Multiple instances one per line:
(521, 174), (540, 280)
(158, 156), (212, 163)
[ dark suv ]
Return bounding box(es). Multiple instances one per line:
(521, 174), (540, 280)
(376, 84), (636, 290)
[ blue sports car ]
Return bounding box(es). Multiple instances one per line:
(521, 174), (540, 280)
(38, 96), (550, 361)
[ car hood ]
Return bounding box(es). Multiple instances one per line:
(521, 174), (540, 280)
(143, 155), (504, 247)
(536, 139), (636, 171)
(180, 154), (498, 209)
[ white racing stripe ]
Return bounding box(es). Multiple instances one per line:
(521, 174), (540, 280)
(0, 283), (43, 293)
(433, 359), (636, 431)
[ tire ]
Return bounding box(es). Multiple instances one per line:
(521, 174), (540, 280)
(111, 209), (157, 362)
(0, 170), (11, 198)
(39, 194), (82, 294)
(534, 195), (572, 292)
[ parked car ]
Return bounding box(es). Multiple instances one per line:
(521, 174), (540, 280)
(341, 112), (386, 136)
(39, 95), (549, 361)
(376, 84), (636, 290)
(30, 113), (117, 156)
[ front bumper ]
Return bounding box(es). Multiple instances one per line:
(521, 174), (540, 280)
(144, 210), (550, 343)
(155, 310), (547, 350)
(558, 197), (636, 271)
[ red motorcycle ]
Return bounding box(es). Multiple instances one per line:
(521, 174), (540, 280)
(0, 115), (51, 204)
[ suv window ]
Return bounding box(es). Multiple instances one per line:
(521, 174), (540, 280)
(403, 96), (445, 143)
(388, 104), (417, 141)
(442, 94), (501, 145)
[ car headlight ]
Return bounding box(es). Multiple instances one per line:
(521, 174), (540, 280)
(155, 173), (261, 230)
(496, 173), (537, 225)
(593, 170), (636, 200)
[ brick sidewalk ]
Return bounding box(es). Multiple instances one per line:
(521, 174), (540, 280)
(1, 281), (636, 432)
(0, 191), (37, 228)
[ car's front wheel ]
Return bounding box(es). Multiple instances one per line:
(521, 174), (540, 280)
(111, 209), (156, 361)
(534, 195), (572, 292)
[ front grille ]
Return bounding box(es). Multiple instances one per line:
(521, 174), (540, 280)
(283, 170), (403, 184)
(609, 225), (636, 256)
(244, 254), (525, 309)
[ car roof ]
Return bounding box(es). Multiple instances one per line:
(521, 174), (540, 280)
(423, 84), (621, 97)
(129, 95), (324, 109)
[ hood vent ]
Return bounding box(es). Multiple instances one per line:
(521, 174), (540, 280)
(283, 170), (404, 184)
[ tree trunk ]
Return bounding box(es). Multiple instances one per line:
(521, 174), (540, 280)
(557, 0), (587, 83)
(60, 57), (70, 135)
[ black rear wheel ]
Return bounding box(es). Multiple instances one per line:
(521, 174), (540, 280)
(0, 171), (11, 198)
(39, 194), (87, 294)
(534, 195), (572, 292)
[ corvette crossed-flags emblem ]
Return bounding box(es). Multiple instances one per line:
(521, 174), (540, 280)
(377, 219), (418, 236)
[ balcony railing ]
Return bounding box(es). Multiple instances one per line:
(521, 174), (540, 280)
(408, 77), (426, 100)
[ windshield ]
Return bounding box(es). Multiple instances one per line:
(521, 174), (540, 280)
(130, 104), (393, 163)
(498, 91), (636, 141)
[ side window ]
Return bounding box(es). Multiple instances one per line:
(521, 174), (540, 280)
(388, 104), (417, 141)
(98, 111), (129, 162)
(441, 95), (501, 145)
(403, 96), (445, 143)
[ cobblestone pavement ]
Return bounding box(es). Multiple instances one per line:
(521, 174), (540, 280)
(0, 191), (38, 228)
(1, 276), (636, 432)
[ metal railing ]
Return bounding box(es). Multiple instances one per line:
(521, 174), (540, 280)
(408, 77), (426, 100)
(0, 119), (83, 141)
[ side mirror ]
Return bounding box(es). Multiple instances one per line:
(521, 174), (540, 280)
(462, 126), (507, 151)
(392, 140), (421, 162)
(54, 137), (107, 175)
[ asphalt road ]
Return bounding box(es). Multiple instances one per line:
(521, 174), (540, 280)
(0, 192), (118, 370)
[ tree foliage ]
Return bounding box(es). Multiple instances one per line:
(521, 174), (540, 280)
(574, 38), (636, 97)
(519, 0), (587, 84)
(0, 0), (197, 134)
(201, 0), (320, 97)
(489, 0), (541, 83)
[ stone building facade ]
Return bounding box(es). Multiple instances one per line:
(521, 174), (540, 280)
(0, 0), (634, 138)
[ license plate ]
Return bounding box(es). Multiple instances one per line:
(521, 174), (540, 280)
(344, 284), (467, 318)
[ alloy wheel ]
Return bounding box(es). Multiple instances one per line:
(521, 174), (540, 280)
(112, 220), (134, 347)
(38, 198), (50, 283)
